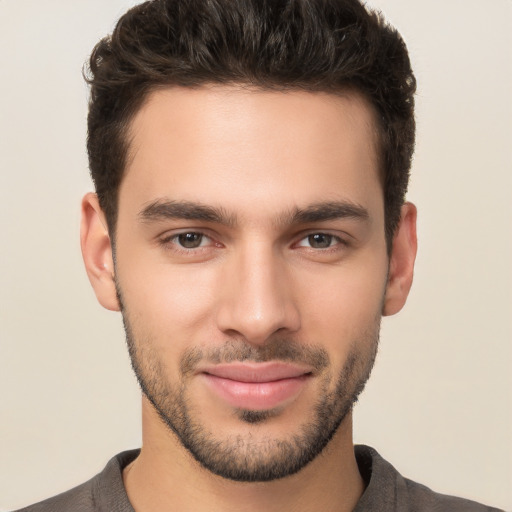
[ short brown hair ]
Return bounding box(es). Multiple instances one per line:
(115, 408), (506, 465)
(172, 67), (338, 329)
(85, 0), (415, 247)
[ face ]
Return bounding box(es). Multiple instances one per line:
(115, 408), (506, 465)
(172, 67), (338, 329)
(85, 86), (409, 482)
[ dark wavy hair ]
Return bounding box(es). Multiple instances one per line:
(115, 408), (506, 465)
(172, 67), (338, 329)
(85, 0), (415, 248)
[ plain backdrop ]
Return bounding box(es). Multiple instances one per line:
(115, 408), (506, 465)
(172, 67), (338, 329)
(0, 1), (510, 510)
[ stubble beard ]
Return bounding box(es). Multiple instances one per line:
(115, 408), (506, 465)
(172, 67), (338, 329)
(117, 289), (380, 482)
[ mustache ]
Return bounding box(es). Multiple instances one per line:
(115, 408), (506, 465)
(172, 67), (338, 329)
(116, 280), (330, 376)
(180, 338), (329, 376)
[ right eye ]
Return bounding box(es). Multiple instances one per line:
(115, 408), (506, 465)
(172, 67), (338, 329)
(175, 232), (207, 249)
(159, 231), (214, 252)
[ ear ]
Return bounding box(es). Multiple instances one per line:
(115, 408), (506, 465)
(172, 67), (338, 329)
(382, 202), (417, 316)
(80, 193), (120, 311)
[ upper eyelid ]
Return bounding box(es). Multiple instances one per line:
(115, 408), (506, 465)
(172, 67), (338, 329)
(158, 232), (215, 253)
(157, 228), (351, 246)
(293, 228), (350, 242)
(295, 233), (346, 247)
(159, 229), (214, 241)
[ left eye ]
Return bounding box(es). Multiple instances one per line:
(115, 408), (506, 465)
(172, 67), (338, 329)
(297, 233), (339, 249)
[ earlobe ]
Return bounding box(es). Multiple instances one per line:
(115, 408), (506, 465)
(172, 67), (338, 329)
(382, 202), (418, 316)
(80, 193), (120, 311)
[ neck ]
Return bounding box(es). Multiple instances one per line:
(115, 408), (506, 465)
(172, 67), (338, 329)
(123, 398), (365, 512)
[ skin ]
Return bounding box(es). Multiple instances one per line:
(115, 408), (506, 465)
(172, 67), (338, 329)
(81, 86), (417, 512)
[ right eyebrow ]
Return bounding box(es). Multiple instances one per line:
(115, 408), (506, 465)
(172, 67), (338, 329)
(138, 199), (237, 227)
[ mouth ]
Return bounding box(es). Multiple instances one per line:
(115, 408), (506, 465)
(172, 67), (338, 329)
(199, 362), (313, 411)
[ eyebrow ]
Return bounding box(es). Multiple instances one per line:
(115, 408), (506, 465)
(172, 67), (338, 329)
(139, 200), (236, 226)
(138, 199), (369, 227)
(286, 201), (369, 225)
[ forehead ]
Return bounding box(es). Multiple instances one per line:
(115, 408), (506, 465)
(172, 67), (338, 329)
(121, 86), (382, 222)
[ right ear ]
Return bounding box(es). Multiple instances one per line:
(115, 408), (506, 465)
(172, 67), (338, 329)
(80, 193), (120, 311)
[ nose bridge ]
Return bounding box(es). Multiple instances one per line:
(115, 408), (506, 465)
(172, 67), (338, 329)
(216, 239), (300, 344)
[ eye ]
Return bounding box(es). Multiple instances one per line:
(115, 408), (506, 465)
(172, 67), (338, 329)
(161, 231), (211, 249)
(296, 233), (341, 249)
(157, 230), (221, 259)
(175, 232), (208, 249)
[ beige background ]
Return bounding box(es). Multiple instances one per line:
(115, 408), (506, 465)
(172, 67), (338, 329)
(0, 1), (510, 510)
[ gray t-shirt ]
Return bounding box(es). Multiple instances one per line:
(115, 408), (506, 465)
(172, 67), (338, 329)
(14, 445), (504, 511)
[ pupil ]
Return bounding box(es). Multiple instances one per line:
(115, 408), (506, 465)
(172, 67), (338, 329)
(178, 233), (202, 248)
(309, 234), (332, 248)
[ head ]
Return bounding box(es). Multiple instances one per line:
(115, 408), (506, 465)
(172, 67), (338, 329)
(86, 0), (415, 249)
(81, 0), (417, 483)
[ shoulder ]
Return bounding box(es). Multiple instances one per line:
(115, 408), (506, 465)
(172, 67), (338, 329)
(402, 477), (504, 512)
(354, 445), (505, 512)
(12, 478), (96, 512)
(12, 450), (139, 512)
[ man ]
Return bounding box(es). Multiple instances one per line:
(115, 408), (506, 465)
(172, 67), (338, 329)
(14, 0), (505, 511)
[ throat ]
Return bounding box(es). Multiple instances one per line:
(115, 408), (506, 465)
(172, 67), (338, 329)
(123, 403), (364, 512)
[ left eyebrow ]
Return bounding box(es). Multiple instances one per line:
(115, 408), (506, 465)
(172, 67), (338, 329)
(283, 201), (370, 226)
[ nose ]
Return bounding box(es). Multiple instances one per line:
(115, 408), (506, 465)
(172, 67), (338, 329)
(215, 244), (301, 345)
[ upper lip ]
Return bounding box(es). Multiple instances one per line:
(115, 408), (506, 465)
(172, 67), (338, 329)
(199, 362), (313, 383)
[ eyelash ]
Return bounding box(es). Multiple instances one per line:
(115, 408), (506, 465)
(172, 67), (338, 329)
(158, 231), (349, 254)
(296, 233), (347, 250)
(159, 232), (217, 254)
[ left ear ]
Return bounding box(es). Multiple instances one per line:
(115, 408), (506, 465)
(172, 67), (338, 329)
(382, 202), (417, 316)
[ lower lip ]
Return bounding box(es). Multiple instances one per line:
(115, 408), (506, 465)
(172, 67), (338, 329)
(202, 374), (310, 411)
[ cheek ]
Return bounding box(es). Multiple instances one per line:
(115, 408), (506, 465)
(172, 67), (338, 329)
(296, 257), (387, 359)
(117, 257), (220, 351)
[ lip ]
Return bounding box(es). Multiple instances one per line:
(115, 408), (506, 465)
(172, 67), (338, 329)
(199, 362), (313, 411)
